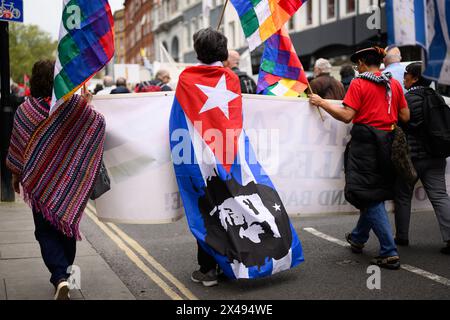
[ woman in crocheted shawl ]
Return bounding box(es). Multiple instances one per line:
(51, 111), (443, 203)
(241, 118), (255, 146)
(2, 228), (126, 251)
(6, 60), (106, 299)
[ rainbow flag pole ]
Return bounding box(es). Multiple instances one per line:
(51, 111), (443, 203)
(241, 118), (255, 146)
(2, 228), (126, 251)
(217, 0), (229, 30)
(51, 0), (115, 113)
(229, 0), (306, 51)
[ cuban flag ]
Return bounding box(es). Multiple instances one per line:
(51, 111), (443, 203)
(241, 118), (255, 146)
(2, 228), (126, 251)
(387, 0), (450, 85)
(169, 64), (304, 279)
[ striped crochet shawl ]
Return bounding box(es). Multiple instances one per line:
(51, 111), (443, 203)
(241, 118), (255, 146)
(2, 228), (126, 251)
(7, 95), (106, 240)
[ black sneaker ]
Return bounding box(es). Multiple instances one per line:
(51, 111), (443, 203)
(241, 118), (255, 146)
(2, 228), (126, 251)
(345, 233), (364, 254)
(370, 255), (401, 270)
(395, 238), (409, 247)
(440, 241), (450, 255)
(191, 270), (218, 287)
(54, 280), (70, 300)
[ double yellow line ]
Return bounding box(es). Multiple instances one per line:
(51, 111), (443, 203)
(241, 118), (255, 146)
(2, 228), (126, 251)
(84, 204), (198, 300)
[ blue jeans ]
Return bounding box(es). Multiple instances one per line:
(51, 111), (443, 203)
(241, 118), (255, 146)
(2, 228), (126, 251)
(351, 202), (398, 257)
(33, 210), (76, 287)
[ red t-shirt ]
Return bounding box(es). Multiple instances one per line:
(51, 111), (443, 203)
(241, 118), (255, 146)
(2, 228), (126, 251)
(343, 72), (408, 131)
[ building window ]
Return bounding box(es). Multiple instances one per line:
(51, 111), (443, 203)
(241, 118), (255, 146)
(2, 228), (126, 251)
(172, 37), (180, 62)
(135, 24), (141, 42)
(288, 15), (295, 30)
(327, 0), (336, 19)
(228, 21), (236, 48)
(185, 22), (191, 48)
(191, 17), (197, 34)
(163, 0), (169, 20)
(346, 0), (355, 13)
(170, 0), (178, 14)
(158, 3), (164, 22)
(306, 1), (313, 25)
(197, 15), (203, 30)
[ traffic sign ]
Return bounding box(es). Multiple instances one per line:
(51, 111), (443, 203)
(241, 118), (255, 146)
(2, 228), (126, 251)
(0, 0), (23, 23)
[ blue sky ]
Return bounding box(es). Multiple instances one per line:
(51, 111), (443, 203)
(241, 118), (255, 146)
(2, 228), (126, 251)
(21, 0), (125, 39)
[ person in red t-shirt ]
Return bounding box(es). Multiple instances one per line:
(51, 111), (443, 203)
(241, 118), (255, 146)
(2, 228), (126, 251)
(309, 47), (410, 270)
(309, 48), (409, 128)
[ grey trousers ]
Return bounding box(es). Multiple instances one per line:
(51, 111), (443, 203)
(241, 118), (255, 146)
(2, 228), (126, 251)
(394, 158), (450, 242)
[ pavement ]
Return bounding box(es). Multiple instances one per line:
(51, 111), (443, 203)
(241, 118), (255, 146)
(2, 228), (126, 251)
(1, 200), (449, 300)
(0, 201), (135, 300)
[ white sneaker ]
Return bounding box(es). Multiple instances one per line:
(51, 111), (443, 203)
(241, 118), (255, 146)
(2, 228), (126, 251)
(54, 281), (70, 300)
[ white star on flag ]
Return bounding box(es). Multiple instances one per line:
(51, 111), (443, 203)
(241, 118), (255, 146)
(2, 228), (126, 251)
(196, 74), (239, 119)
(273, 203), (281, 212)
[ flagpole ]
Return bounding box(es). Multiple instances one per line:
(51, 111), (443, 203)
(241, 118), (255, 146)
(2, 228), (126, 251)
(217, 0), (229, 30)
(307, 83), (325, 122)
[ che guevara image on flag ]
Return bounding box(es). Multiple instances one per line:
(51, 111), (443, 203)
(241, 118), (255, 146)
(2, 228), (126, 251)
(169, 64), (304, 280)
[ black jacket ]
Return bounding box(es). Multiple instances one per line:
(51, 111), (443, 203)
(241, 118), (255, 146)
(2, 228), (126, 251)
(231, 67), (257, 94)
(401, 88), (432, 160)
(110, 86), (131, 94)
(344, 124), (396, 209)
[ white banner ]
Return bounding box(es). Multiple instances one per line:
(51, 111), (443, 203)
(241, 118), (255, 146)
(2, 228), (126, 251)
(92, 93), (446, 224)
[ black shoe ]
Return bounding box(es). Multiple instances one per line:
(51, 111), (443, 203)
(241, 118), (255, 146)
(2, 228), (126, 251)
(440, 241), (450, 255)
(371, 255), (401, 270)
(345, 233), (364, 254)
(191, 270), (218, 287)
(54, 280), (70, 300)
(395, 238), (409, 246)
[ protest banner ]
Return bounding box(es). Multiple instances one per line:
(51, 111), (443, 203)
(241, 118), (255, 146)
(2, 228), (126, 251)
(92, 93), (446, 223)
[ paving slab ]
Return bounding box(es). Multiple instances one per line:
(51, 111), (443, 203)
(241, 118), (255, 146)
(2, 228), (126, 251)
(0, 201), (135, 300)
(0, 230), (37, 245)
(4, 276), (84, 300)
(0, 257), (49, 279)
(0, 219), (35, 232)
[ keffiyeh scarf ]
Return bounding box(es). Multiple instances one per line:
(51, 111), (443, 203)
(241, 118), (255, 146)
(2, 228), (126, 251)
(358, 71), (393, 114)
(7, 95), (106, 240)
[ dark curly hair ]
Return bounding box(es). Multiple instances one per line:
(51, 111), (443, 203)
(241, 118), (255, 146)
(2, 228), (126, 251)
(193, 28), (228, 64)
(30, 60), (55, 99)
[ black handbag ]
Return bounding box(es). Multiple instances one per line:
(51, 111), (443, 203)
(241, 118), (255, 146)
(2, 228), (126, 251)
(90, 160), (111, 200)
(391, 125), (418, 185)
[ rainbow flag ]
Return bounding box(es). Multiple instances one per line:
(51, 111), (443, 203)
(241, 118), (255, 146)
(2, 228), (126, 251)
(257, 26), (308, 97)
(52, 0), (114, 111)
(229, 0), (306, 51)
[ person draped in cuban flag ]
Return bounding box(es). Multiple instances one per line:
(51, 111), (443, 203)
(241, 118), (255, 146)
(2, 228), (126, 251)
(169, 28), (304, 287)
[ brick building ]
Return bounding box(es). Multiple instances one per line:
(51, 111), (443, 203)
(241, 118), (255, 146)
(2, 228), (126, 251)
(114, 9), (126, 64)
(124, 0), (154, 64)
